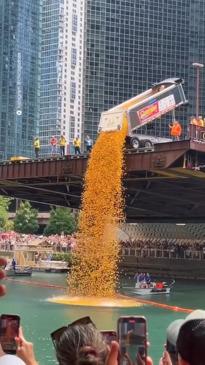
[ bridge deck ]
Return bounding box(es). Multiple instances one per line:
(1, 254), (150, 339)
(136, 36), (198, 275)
(0, 140), (205, 222)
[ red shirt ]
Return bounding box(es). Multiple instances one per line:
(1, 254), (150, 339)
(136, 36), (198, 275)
(50, 137), (57, 145)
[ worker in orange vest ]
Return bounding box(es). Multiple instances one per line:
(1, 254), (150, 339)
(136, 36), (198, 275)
(169, 120), (182, 141)
(198, 116), (204, 127)
(190, 116), (204, 139)
(190, 116), (198, 126)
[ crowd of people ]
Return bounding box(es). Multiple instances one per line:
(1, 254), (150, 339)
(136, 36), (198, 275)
(2, 232), (205, 260)
(33, 134), (93, 159)
(0, 232), (76, 253)
(121, 239), (205, 258)
(0, 262), (205, 365)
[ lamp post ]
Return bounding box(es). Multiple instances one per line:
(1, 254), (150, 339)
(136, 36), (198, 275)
(192, 62), (204, 119)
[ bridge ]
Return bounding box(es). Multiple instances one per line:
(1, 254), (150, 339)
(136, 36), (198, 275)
(1, 139), (205, 222)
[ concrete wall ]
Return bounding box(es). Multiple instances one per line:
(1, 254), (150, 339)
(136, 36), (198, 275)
(120, 255), (205, 280)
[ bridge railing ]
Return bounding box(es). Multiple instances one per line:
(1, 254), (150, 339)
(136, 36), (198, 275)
(189, 124), (205, 141)
(121, 248), (205, 260)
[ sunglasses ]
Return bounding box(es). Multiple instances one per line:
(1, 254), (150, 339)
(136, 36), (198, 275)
(50, 316), (95, 348)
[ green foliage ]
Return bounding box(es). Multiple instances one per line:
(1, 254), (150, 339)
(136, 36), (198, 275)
(0, 196), (12, 231)
(51, 252), (72, 265)
(14, 201), (39, 234)
(44, 207), (76, 236)
(4, 219), (14, 231)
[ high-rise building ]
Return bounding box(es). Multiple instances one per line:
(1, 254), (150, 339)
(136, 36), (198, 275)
(39, 0), (205, 152)
(82, 0), (205, 141)
(0, 0), (41, 159)
(39, 0), (85, 155)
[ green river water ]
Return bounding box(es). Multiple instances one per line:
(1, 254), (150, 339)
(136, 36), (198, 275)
(0, 272), (205, 365)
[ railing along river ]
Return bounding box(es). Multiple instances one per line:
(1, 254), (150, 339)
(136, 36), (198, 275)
(121, 248), (205, 260)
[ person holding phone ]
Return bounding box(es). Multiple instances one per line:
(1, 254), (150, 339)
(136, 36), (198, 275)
(15, 327), (38, 365)
(117, 316), (153, 365)
(0, 327), (38, 365)
(106, 342), (153, 365)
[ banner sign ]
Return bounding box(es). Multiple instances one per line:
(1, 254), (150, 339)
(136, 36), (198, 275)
(137, 94), (176, 124)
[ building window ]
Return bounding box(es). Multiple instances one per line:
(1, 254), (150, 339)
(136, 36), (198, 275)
(71, 48), (77, 66)
(72, 14), (78, 32)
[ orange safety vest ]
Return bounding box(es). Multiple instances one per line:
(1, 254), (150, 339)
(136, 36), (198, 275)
(191, 118), (198, 125)
(170, 123), (182, 137)
(198, 118), (204, 127)
(191, 118), (201, 126)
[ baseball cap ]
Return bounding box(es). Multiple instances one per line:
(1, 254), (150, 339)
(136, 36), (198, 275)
(166, 310), (205, 353)
(166, 319), (184, 353)
(176, 310), (205, 365)
(0, 355), (25, 365)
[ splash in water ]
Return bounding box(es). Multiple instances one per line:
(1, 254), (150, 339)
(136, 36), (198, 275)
(68, 120), (127, 297)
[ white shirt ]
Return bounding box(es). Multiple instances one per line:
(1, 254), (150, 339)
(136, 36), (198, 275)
(0, 355), (25, 365)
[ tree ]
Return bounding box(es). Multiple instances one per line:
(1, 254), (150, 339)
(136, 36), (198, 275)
(0, 196), (12, 231)
(14, 201), (39, 234)
(44, 207), (76, 235)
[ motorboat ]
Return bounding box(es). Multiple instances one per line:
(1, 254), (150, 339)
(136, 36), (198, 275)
(133, 279), (175, 295)
(5, 264), (32, 277)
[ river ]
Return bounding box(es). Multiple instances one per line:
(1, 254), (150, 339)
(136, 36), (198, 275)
(1, 272), (205, 365)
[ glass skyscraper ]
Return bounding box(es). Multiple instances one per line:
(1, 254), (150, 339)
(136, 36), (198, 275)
(0, 0), (41, 159)
(82, 0), (205, 140)
(39, 0), (62, 155)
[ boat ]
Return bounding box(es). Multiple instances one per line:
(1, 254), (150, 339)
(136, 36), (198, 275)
(133, 279), (175, 295)
(5, 251), (32, 277)
(5, 264), (32, 277)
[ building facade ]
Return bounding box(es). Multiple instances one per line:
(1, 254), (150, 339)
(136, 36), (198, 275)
(39, 0), (85, 156)
(0, 0), (41, 159)
(82, 0), (205, 141)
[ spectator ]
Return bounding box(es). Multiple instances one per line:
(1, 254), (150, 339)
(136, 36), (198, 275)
(160, 310), (205, 365)
(85, 135), (93, 153)
(51, 316), (108, 365)
(15, 327), (38, 365)
(59, 135), (67, 157)
(50, 136), (58, 155)
(177, 310), (205, 365)
(33, 137), (40, 159)
(73, 136), (81, 155)
(0, 343), (26, 364)
(162, 319), (184, 365)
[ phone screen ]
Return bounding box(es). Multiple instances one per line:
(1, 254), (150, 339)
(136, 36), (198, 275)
(118, 316), (147, 365)
(101, 330), (117, 345)
(0, 314), (20, 354)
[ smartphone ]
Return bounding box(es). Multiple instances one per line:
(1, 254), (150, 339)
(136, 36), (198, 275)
(0, 314), (20, 354)
(117, 316), (147, 365)
(101, 330), (117, 345)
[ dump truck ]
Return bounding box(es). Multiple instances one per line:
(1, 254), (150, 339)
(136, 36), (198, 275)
(98, 78), (188, 149)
